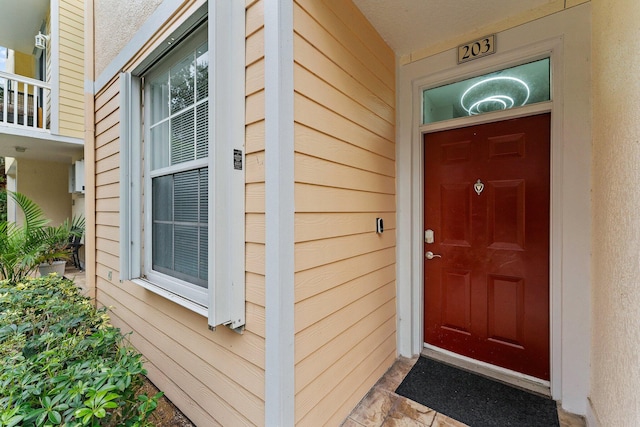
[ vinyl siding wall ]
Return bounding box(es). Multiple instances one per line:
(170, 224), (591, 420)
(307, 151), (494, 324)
(58, 0), (84, 139)
(292, 1), (397, 425)
(92, 1), (265, 425)
(245, 0), (266, 339)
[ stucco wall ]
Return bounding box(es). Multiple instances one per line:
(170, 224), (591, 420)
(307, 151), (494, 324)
(15, 158), (72, 226)
(590, 0), (640, 425)
(93, 0), (163, 77)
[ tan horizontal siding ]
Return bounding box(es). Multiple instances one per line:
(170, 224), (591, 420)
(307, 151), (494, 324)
(246, 183), (265, 213)
(59, 18), (84, 40)
(246, 272), (265, 307)
(294, 284), (395, 363)
(59, 51), (84, 68)
(294, 64), (393, 140)
(244, 1), (265, 375)
(60, 0), (84, 25)
(60, 91), (85, 105)
(295, 183), (396, 213)
(300, 340), (395, 426)
(246, 58), (264, 96)
(98, 287), (263, 426)
(92, 1), (266, 425)
(95, 151), (119, 173)
(60, 112), (83, 126)
(60, 67), (84, 83)
(58, 0), (84, 140)
(295, 300), (395, 391)
(246, 90), (265, 125)
(295, 247), (396, 302)
(246, 0), (263, 36)
(96, 224), (119, 241)
(294, 34), (394, 125)
(295, 264), (396, 332)
(59, 36), (84, 55)
(295, 93), (395, 160)
(295, 0), (393, 88)
(293, 0), (396, 424)
(246, 27), (264, 67)
(245, 152), (264, 183)
(246, 242), (265, 276)
(296, 212), (396, 243)
(95, 168), (119, 187)
(295, 231), (396, 272)
(295, 152), (395, 193)
(246, 213), (265, 244)
(246, 121), (265, 153)
(297, 316), (396, 420)
(96, 211), (119, 227)
(295, 123), (395, 177)
(293, 5), (393, 106)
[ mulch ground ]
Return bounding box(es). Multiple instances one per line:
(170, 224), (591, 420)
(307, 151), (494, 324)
(140, 378), (195, 427)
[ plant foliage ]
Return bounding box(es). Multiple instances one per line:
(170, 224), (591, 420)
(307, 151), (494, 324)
(0, 275), (162, 426)
(0, 191), (84, 282)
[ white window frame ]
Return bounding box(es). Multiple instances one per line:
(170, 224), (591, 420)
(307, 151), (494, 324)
(143, 27), (210, 307)
(119, 0), (245, 331)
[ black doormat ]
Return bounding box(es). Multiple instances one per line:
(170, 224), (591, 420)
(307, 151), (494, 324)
(395, 357), (559, 427)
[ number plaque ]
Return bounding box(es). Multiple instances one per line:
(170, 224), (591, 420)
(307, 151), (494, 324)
(458, 35), (496, 64)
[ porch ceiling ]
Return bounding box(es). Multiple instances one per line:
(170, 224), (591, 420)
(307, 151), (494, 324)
(0, 131), (82, 163)
(352, 0), (558, 58)
(0, 0), (49, 54)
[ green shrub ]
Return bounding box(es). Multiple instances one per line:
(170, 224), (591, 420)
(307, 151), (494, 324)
(0, 191), (84, 282)
(0, 275), (162, 426)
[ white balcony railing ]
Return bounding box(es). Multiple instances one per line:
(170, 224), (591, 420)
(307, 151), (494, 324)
(0, 71), (50, 132)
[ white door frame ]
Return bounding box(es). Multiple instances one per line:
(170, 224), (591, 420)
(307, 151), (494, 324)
(396, 4), (591, 415)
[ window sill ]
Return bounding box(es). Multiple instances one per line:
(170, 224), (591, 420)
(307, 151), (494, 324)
(131, 278), (207, 317)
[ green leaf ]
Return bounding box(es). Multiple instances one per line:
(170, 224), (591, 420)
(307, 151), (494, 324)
(74, 408), (91, 418)
(36, 410), (47, 426)
(6, 415), (25, 427)
(48, 410), (62, 424)
(103, 401), (118, 409)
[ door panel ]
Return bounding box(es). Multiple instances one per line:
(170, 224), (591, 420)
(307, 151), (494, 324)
(424, 113), (550, 380)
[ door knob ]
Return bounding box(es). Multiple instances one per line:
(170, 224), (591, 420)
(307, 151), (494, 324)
(425, 251), (442, 260)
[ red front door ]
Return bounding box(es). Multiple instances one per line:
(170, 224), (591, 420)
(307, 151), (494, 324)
(424, 113), (550, 380)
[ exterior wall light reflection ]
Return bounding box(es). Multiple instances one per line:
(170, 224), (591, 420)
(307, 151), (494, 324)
(461, 76), (530, 116)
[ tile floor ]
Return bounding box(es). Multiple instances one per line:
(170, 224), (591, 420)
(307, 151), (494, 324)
(64, 265), (87, 292)
(341, 356), (585, 427)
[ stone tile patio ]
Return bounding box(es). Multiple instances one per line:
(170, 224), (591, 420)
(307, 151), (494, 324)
(341, 357), (585, 427)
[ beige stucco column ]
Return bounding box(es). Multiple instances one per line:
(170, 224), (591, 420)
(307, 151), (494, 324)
(591, 0), (640, 425)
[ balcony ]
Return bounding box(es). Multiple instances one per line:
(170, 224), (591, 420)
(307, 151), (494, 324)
(0, 71), (50, 132)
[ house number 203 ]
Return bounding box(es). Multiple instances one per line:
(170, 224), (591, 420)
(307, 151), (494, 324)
(457, 35), (496, 64)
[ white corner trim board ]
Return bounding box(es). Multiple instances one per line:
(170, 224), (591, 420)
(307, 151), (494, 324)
(264, 0), (296, 425)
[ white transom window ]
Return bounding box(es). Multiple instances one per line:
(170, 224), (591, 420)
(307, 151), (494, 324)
(423, 57), (551, 124)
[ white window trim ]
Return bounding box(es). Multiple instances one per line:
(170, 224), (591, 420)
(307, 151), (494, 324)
(143, 27), (210, 307)
(119, 0), (245, 331)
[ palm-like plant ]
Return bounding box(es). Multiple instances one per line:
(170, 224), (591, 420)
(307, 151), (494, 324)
(0, 191), (83, 282)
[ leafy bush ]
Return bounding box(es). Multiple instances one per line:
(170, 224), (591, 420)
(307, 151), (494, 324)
(0, 191), (84, 282)
(0, 275), (162, 426)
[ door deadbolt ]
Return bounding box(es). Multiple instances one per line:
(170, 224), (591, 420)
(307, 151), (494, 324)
(425, 229), (434, 244)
